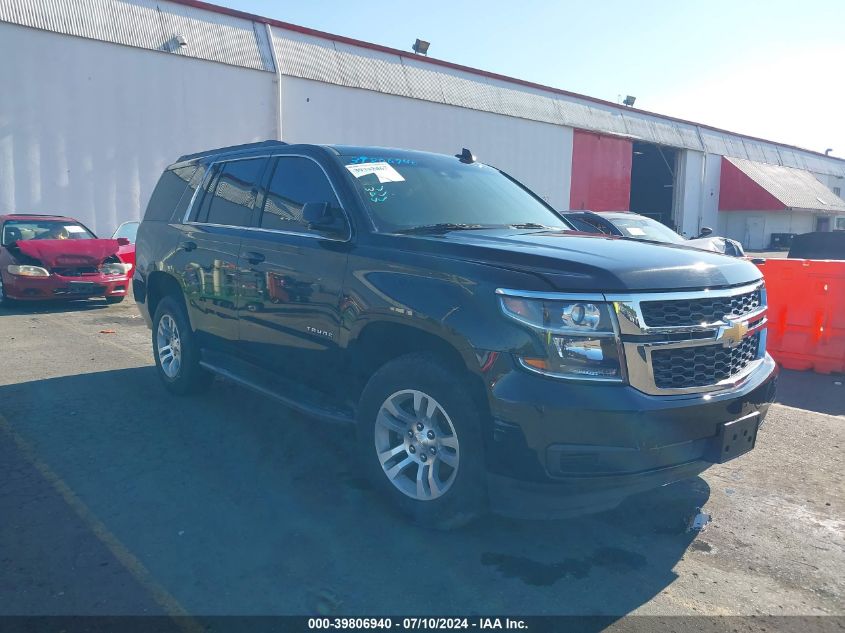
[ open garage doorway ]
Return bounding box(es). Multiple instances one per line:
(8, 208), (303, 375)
(630, 142), (679, 230)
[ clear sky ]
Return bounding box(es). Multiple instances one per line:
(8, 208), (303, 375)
(222, 0), (844, 157)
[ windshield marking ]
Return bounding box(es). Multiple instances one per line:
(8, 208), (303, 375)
(348, 155), (417, 165)
(345, 162), (405, 183)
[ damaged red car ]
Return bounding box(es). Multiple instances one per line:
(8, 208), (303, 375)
(0, 214), (132, 307)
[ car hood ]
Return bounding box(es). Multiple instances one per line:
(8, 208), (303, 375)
(403, 229), (761, 292)
(687, 236), (735, 253)
(16, 239), (121, 268)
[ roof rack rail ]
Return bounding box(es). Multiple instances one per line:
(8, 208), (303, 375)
(177, 140), (288, 162)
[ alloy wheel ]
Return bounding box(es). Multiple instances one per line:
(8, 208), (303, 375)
(374, 389), (460, 501)
(156, 314), (182, 378)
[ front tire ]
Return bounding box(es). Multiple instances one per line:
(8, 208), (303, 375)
(0, 275), (15, 309)
(357, 353), (487, 529)
(152, 296), (212, 395)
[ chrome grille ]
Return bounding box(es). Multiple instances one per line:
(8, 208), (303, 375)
(640, 287), (762, 327)
(607, 281), (768, 396)
(651, 333), (761, 389)
(52, 267), (98, 277)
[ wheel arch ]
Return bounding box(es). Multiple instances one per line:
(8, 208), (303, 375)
(347, 320), (492, 430)
(146, 271), (188, 325)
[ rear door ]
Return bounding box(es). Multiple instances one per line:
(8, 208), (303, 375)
(236, 154), (351, 383)
(174, 156), (269, 351)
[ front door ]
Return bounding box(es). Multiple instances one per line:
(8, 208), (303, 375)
(816, 216), (831, 232)
(237, 155), (350, 385)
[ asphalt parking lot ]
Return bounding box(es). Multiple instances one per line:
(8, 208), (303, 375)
(0, 297), (843, 622)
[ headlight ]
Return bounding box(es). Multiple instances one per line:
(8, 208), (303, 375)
(100, 262), (131, 275)
(7, 264), (49, 277)
(497, 289), (625, 381)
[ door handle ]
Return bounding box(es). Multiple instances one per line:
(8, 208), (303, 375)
(245, 251), (265, 265)
(180, 240), (197, 252)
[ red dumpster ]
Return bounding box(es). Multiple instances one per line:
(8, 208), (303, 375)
(756, 259), (845, 374)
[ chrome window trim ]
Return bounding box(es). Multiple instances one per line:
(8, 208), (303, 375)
(180, 153), (352, 243)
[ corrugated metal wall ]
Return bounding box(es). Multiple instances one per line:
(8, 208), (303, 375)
(1, 0), (843, 181)
(269, 26), (845, 179)
(278, 76), (574, 210)
(0, 19), (276, 233)
(0, 0), (274, 71)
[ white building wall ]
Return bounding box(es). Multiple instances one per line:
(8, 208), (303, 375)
(813, 172), (845, 200)
(675, 150), (703, 237)
(280, 77), (573, 210)
(0, 22), (276, 235)
(721, 212), (816, 250)
(2, 0), (844, 239)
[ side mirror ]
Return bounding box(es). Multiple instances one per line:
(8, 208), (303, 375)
(116, 237), (131, 246)
(698, 227), (713, 238)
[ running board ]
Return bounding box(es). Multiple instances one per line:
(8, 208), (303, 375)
(199, 350), (355, 425)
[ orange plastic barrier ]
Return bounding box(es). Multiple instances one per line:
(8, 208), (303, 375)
(756, 259), (845, 374)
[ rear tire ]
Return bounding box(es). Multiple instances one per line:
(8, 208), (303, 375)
(152, 295), (212, 395)
(357, 353), (487, 529)
(106, 296), (125, 305)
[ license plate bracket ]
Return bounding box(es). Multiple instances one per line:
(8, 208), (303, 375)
(716, 414), (759, 463)
(68, 282), (97, 294)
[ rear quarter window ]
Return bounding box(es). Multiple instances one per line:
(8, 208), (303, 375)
(143, 164), (201, 223)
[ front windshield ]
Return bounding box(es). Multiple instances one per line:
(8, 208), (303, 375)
(338, 153), (570, 233)
(1, 220), (96, 246)
(609, 215), (686, 244)
(113, 221), (139, 242)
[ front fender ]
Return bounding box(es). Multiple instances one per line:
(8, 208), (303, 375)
(341, 249), (550, 364)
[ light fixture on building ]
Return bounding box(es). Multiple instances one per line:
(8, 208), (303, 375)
(622, 95), (636, 107)
(165, 35), (187, 52)
(825, 148), (833, 155)
(412, 39), (430, 56)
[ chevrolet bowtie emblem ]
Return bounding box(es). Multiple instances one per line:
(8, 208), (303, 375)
(718, 319), (749, 347)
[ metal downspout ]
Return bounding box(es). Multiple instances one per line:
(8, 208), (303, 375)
(265, 23), (283, 141)
(695, 126), (708, 235)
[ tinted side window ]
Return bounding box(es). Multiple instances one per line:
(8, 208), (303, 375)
(172, 165), (205, 223)
(143, 165), (199, 222)
(198, 158), (266, 227)
(260, 157), (343, 235)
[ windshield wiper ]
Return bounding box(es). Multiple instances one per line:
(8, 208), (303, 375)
(395, 223), (490, 235)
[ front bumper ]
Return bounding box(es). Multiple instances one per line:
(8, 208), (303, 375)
(2, 272), (130, 301)
(484, 353), (778, 518)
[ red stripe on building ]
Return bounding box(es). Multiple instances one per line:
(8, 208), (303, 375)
(718, 158), (787, 211)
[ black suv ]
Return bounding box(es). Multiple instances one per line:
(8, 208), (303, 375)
(134, 141), (778, 527)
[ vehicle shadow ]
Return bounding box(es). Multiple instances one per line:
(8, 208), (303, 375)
(0, 298), (113, 316)
(0, 366), (708, 617)
(774, 368), (844, 417)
